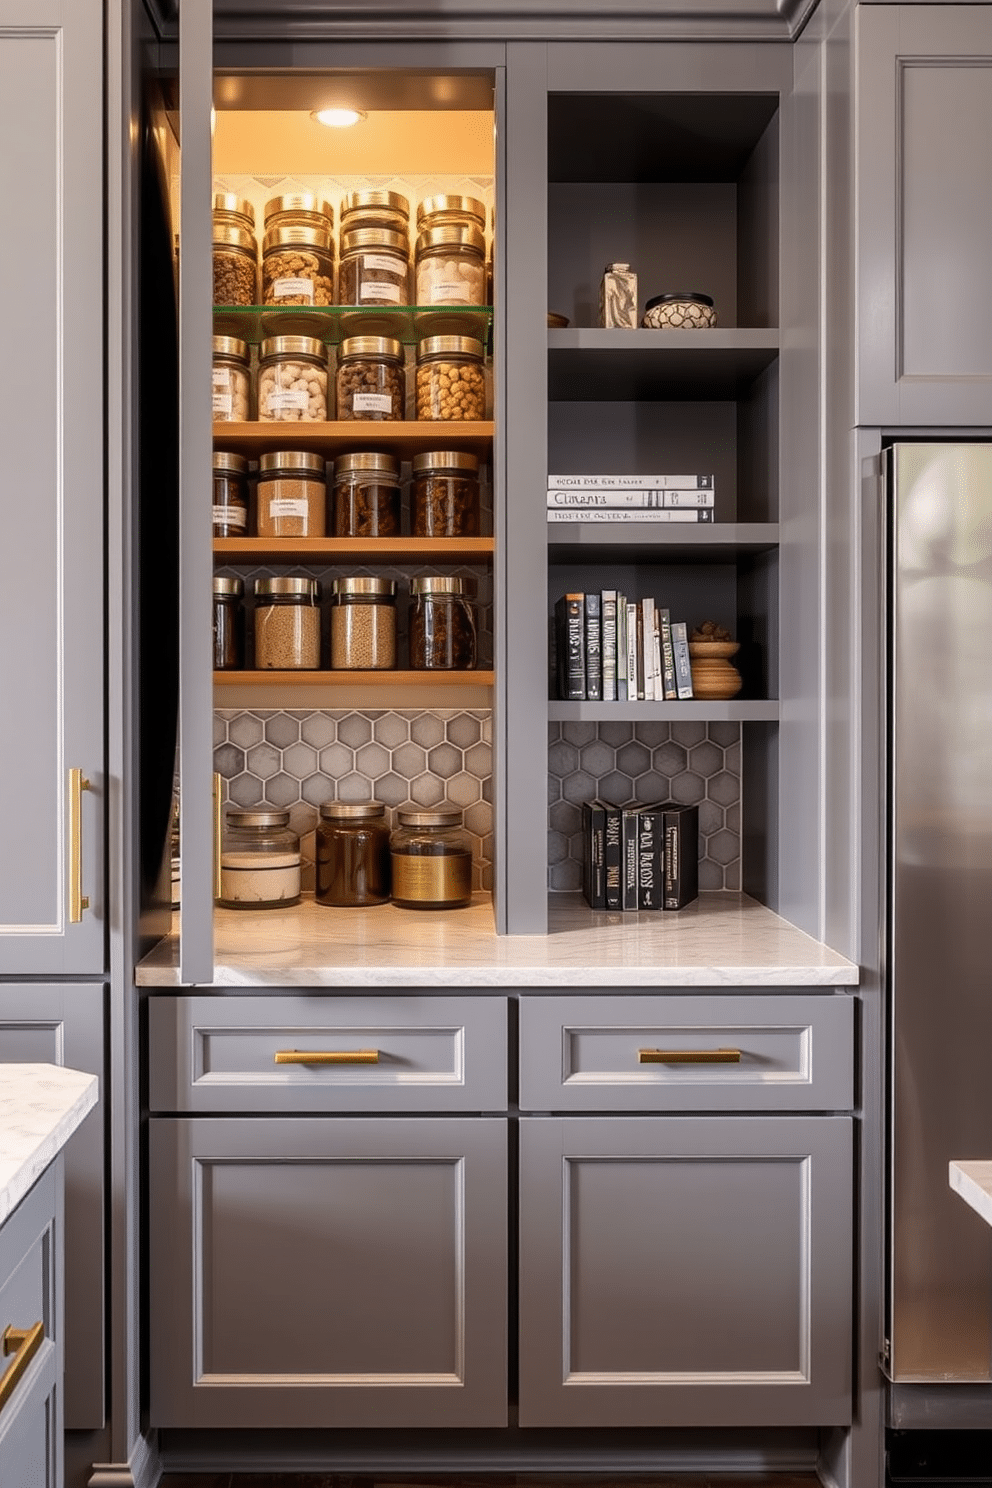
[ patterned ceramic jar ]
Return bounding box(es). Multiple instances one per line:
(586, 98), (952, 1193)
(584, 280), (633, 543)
(641, 292), (717, 329)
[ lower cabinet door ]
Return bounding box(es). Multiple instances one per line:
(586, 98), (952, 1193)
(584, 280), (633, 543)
(518, 1116), (853, 1428)
(149, 1116), (507, 1428)
(0, 1162), (62, 1488)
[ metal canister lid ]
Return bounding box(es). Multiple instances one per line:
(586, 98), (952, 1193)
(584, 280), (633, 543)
(409, 576), (474, 596)
(213, 193), (255, 228)
(411, 450), (480, 475)
(254, 576), (321, 599)
(212, 334), (249, 361)
(416, 194), (486, 227)
(258, 450), (326, 478)
(334, 452), (400, 480)
(415, 224), (486, 256)
(262, 223), (334, 255)
(226, 808), (291, 828)
(319, 801), (387, 820)
(212, 223), (257, 253)
(416, 335), (483, 361)
(395, 806), (463, 827)
(340, 189), (409, 217)
(212, 451), (249, 475)
(330, 577), (397, 599)
(338, 335), (404, 362)
(263, 193), (334, 225)
(213, 576), (244, 596)
(259, 336), (326, 362)
(339, 227), (409, 256)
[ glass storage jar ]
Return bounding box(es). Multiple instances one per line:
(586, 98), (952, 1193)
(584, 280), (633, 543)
(415, 224), (486, 306)
(416, 193), (486, 235)
(218, 809), (301, 909)
(408, 576), (477, 670)
(338, 229), (410, 307)
(212, 224), (258, 306)
(261, 225), (334, 306)
(256, 450), (327, 538)
(415, 336), (485, 421)
(212, 335), (251, 422)
(333, 452), (401, 537)
(214, 192), (256, 238)
(316, 801), (391, 907)
(389, 806), (473, 910)
(213, 576), (244, 670)
(263, 192), (334, 236)
(411, 450), (481, 536)
(329, 577), (396, 670)
(212, 451), (249, 537)
(339, 189), (410, 239)
(335, 336), (405, 422)
(253, 576), (322, 669)
(258, 336), (328, 422)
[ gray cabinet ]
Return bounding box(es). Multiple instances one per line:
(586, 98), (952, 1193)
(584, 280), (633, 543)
(0, 0), (105, 975)
(856, 6), (992, 425)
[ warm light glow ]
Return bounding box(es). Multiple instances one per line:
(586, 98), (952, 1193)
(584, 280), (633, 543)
(312, 107), (366, 128)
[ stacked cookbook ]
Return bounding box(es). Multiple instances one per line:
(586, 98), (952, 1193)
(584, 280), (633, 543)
(547, 472), (716, 523)
(554, 591), (693, 702)
(581, 799), (699, 911)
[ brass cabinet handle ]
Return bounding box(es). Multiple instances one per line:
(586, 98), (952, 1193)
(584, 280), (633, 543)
(638, 1047), (742, 1064)
(274, 1049), (380, 1066)
(0, 1322), (44, 1413)
(68, 767), (92, 922)
(213, 772), (222, 902)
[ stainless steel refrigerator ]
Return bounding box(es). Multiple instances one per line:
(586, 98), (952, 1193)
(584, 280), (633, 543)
(887, 441), (992, 1386)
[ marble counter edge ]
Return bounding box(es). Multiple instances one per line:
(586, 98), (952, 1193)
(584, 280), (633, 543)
(0, 1065), (100, 1227)
(950, 1160), (992, 1229)
(138, 963), (858, 988)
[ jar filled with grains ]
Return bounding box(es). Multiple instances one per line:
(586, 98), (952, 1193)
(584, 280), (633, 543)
(256, 450), (327, 538)
(262, 225), (334, 307)
(218, 809), (301, 909)
(333, 452), (401, 537)
(212, 451), (250, 537)
(316, 801), (391, 907)
(253, 576), (322, 670)
(336, 336), (405, 422)
(213, 576), (245, 670)
(415, 224), (486, 306)
(416, 194), (486, 235)
(338, 229), (410, 307)
(329, 577), (397, 670)
(340, 189), (410, 239)
(411, 450), (481, 536)
(415, 336), (485, 422)
(263, 192), (334, 236)
(389, 805), (473, 910)
(258, 336), (328, 423)
(408, 576), (477, 670)
(212, 335), (251, 422)
(212, 224), (258, 306)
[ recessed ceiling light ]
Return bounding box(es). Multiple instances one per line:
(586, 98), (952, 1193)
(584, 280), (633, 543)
(312, 107), (366, 128)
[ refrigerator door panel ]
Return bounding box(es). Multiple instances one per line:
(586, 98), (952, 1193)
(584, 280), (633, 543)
(889, 441), (992, 1382)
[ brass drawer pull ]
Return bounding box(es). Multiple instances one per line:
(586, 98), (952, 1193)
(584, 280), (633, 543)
(0, 1322), (44, 1413)
(274, 1049), (379, 1066)
(68, 767), (92, 922)
(638, 1047), (742, 1064)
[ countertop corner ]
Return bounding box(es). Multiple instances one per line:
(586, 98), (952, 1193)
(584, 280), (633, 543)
(0, 1063), (99, 1226)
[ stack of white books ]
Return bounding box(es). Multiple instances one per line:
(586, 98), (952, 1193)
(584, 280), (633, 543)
(547, 472), (716, 522)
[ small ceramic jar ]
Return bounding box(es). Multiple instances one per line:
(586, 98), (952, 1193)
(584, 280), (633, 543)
(641, 292), (717, 329)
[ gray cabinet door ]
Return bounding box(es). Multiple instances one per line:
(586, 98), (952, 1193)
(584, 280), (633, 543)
(0, 986), (104, 1430)
(0, 0), (104, 975)
(857, 6), (992, 424)
(149, 1116), (507, 1428)
(518, 1115), (852, 1427)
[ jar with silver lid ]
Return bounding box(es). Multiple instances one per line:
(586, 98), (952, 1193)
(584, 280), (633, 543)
(256, 450), (326, 538)
(339, 189), (409, 239)
(416, 194), (486, 235)
(258, 336), (328, 422)
(262, 224), (334, 306)
(212, 451), (249, 537)
(263, 192), (334, 236)
(329, 577), (397, 670)
(336, 336), (405, 422)
(253, 576), (322, 670)
(338, 229), (410, 307)
(411, 450), (480, 536)
(316, 801), (391, 907)
(213, 223), (258, 306)
(333, 452), (401, 537)
(213, 576), (245, 670)
(415, 224), (486, 306)
(212, 335), (250, 422)
(218, 808), (301, 909)
(408, 576), (477, 670)
(415, 336), (485, 421)
(389, 806), (473, 910)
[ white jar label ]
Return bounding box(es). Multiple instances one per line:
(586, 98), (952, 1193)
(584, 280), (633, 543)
(212, 504), (247, 528)
(352, 391), (394, 414)
(432, 281), (471, 301)
(268, 497), (309, 518)
(363, 253), (402, 275)
(212, 392), (234, 415)
(212, 367), (231, 388)
(360, 279), (402, 303)
(272, 276), (314, 302)
(265, 388), (309, 412)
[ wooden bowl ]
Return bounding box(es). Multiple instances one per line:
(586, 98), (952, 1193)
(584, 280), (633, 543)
(688, 640), (739, 660)
(688, 639), (742, 699)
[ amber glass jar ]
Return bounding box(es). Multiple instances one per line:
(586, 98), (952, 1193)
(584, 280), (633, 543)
(408, 577), (477, 670)
(316, 802), (391, 907)
(212, 451), (249, 537)
(411, 450), (480, 536)
(333, 452), (401, 537)
(213, 577), (244, 670)
(389, 806), (473, 910)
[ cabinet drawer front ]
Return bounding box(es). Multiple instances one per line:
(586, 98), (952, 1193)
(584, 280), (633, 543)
(519, 993), (854, 1111)
(0, 1163), (60, 1466)
(149, 994), (507, 1112)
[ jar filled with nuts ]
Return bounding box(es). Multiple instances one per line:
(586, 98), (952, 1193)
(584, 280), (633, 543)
(338, 229), (410, 307)
(416, 194), (486, 235)
(212, 335), (251, 423)
(212, 451), (250, 537)
(340, 189), (410, 239)
(336, 336), (405, 422)
(253, 576), (322, 670)
(213, 224), (258, 306)
(256, 450), (327, 538)
(263, 192), (334, 236)
(408, 576), (477, 670)
(333, 452), (401, 538)
(261, 225), (334, 307)
(415, 336), (485, 422)
(411, 451), (481, 537)
(258, 336), (329, 423)
(415, 224), (486, 306)
(329, 577), (397, 670)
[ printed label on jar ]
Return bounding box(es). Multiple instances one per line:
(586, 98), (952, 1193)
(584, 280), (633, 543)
(212, 368), (232, 388)
(265, 388), (310, 413)
(352, 391), (394, 414)
(391, 853), (472, 904)
(359, 278), (402, 303)
(272, 276), (315, 302)
(212, 392), (234, 415)
(212, 503), (247, 528)
(363, 253), (403, 275)
(433, 281), (472, 301)
(268, 497), (309, 518)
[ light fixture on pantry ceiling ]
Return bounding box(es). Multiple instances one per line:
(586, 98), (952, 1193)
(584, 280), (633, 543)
(311, 107), (366, 128)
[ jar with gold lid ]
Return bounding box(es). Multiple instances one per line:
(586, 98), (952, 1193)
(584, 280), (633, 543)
(415, 224), (486, 306)
(416, 194), (486, 235)
(339, 189), (409, 239)
(258, 336), (328, 422)
(329, 577), (397, 670)
(253, 576), (322, 669)
(212, 335), (250, 422)
(411, 450), (480, 536)
(336, 335), (405, 422)
(218, 809), (302, 909)
(212, 451), (249, 537)
(213, 193), (257, 238)
(213, 224), (258, 306)
(338, 228), (410, 307)
(389, 806), (473, 910)
(262, 224), (334, 306)
(263, 193), (334, 235)
(408, 576), (477, 670)
(415, 335), (485, 421)
(256, 450), (326, 537)
(333, 452), (401, 537)
(316, 802), (391, 907)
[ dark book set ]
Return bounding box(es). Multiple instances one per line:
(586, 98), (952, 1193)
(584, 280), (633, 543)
(554, 592), (694, 702)
(581, 799), (698, 911)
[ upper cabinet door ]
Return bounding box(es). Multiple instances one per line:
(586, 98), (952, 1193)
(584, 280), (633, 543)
(0, 0), (104, 974)
(857, 7), (992, 426)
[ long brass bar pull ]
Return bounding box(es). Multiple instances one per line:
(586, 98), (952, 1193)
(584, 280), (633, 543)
(213, 772), (222, 902)
(638, 1047), (742, 1064)
(0, 1322), (44, 1413)
(274, 1049), (380, 1066)
(68, 768), (92, 922)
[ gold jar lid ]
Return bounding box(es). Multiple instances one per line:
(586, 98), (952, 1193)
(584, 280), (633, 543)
(258, 450), (326, 478)
(330, 576), (397, 599)
(417, 335), (483, 361)
(319, 801), (386, 820)
(213, 576), (244, 596)
(334, 452), (400, 479)
(410, 576), (474, 596)
(254, 576), (321, 599)
(416, 194), (486, 227)
(263, 193), (333, 226)
(212, 223), (256, 253)
(412, 450), (480, 475)
(262, 223), (334, 255)
(259, 335), (326, 362)
(415, 224), (486, 256)
(212, 334), (249, 361)
(213, 194), (255, 228)
(395, 806), (463, 827)
(340, 189), (409, 217)
(339, 227), (409, 256)
(212, 451), (249, 475)
(226, 808), (292, 828)
(338, 335), (403, 362)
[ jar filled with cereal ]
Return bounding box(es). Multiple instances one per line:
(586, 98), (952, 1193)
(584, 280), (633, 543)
(335, 336), (405, 422)
(329, 577), (397, 670)
(212, 335), (251, 423)
(415, 224), (486, 306)
(338, 229), (410, 307)
(333, 452), (401, 538)
(415, 336), (485, 422)
(212, 224), (258, 306)
(258, 336), (328, 423)
(411, 450), (480, 536)
(261, 225), (334, 307)
(256, 450), (327, 538)
(253, 576), (322, 670)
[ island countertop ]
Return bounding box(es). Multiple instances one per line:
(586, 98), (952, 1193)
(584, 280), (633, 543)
(950, 1161), (992, 1229)
(0, 1064), (99, 1226)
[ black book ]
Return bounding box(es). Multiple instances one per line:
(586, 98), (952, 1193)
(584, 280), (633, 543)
(602, 800), (623, 910)
(584, 592), (602, 701)
(582, 799), (606, 909)
(637, 802), (666, 910)
(621, 801), (641, 910)
(554, 592), (585, 700)
(663, 803), (699, 910)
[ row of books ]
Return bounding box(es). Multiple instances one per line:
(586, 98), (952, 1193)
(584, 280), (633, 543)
(554, 592), (693, 702)
(582, 800), (699, 911)
(547, 472), (716, 524)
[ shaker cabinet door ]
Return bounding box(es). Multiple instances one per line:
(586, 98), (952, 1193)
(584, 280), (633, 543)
(0, 0), (104, 975)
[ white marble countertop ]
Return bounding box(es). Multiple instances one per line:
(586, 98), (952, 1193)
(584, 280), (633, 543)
(136, 890), (859, 989)
(950, 1161), (992, 1229)
(0, 1064), (99, 1226)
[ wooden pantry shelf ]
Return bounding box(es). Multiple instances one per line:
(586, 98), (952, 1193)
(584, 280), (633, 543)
(216, 670), (494, 687)
(214, 536), (494, 565)
(213, 421), (494, 460)
(214, 670), (495, 710)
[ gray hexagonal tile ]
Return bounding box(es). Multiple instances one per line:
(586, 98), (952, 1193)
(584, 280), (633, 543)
(428, 742), (462, 779)
(597, 770), (633, 805)
(283, 741), (318, 779)
(246, 742), (281, 780)
(548, 829), (568, 865)
(338, 771), (375, 803)
(598, 721), (633, 748)
(318, 742), (353, 779)
(549, 799), (582, 836)
(338, 714), (372, 749)
(655, 741), (688, 776)
(265, 772), (299, 809)
(698, 858), (724, 891)
(356, 741), (391, 780)
(562, 769), (597, 805)
(549, 859), (583, 892)
(373, 771), (409, 807)
(634, 721), (670, 749)
(213, 743), (245, 779)
(707, 770), (740, 807)
(481, 775), (493, 803)
(288, 801), (315, 837)
(447, 772), (481, 809)
(301, 773), (333, 808)
(561, 721), (597, 749)
(479, 713), (493, 745)
(265, 713), (300, 748)
(698, 798), (724, 838)
(409, 772), (445, 807)
(579, 739), (614, 777)
(229, 713), (264, 749)
(633, 772), (669, 805)
(548, 738), (579, 777)
(724, 860), (741, 891)
(725, 802), (741, 834)
(708, 721), (739, 749)
(670, 771), (705, 805)
(464, 800), (492, 839)
(213, 714), (228, 747)
(548, 774), (562, 804)
(708, 828), (739, 866)
(392, 741), (427, 780)
(301, 714), (337, 749)
(617, 740), (651, 777)
(463, 741), (492, 778)
(724, 741), (741, 775)
(671, 720), (707, 749)
(372, 713), (409, 749)
(228, 774), (264, 808)
(410, 714), (445, 748)
(447, 713), (481, 749)
(689, 740), (723, 778)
